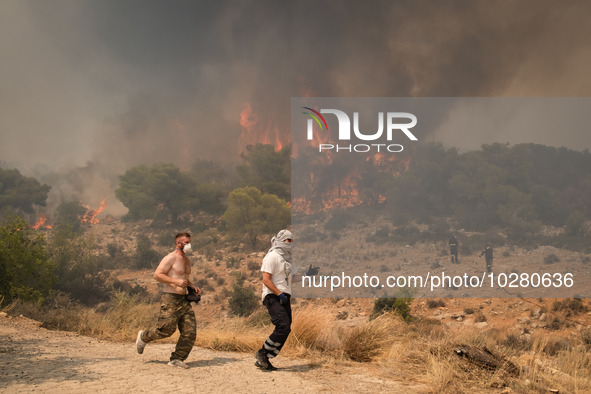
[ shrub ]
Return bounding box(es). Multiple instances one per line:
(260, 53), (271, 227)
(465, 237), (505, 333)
(342, 315), (394, 362)
(427, 299), (446, 309)
(134, 234), (160, 269)
(543, 253), (560, 264)
(474, 312), (487, 322)
(226, 256), (242, 269)
(0, 216), (55, 305)
(325, 210), (352, 231)
(371, 296), (412, 321)
(581, 328), (591, 347)
(552, 298), (588, 315)
(247, 260), (260, 271)
(366, 226), (390, 244)
(228, 276), (259, 317)
(246, 308), (271, 327)
(196, 278), (214, 292)
(502, 333), (532, 351)
(157, 231), (173, 246)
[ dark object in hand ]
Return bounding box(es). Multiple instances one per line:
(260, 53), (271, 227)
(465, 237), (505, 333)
(186, 287), (201, 304)
(278, 293), (289, 305)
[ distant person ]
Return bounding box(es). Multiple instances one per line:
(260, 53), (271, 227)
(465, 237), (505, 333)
(255, 229), (293, 371)
(305, 264), (319, 276)
(449, 234), (459, 264)
(135, 232), (200, 369)
(479, 244), (494, 272)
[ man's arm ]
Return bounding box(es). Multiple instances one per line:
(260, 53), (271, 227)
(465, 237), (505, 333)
(154, 254), (188, 288)
(262, 272), (281, 296)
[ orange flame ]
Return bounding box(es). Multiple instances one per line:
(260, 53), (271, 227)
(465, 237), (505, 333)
(32, 213), (53, 230)
(239, 103), (285, 152)
(292, 153), (413, 214)
(81, 199), (107, 224)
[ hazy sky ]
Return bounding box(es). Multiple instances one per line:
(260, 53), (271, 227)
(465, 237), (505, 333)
(2, 0), (591, 211)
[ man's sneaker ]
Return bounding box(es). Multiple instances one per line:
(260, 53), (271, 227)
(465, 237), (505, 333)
(136, 330), (146, 354)
(255, 349), (277, 371)
(168, 359), (189, 369)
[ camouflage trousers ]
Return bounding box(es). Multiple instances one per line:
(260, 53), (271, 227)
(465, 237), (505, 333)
(141, 292), (196, 362)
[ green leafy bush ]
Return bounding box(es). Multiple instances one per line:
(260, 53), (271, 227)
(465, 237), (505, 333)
(370, 296), (412, 321)
(228, 275), (259, 317)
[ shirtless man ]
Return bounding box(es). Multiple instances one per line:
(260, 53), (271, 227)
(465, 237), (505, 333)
(135, 232), (200, 369)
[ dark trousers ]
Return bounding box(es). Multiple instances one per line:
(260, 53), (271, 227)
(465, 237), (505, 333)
(450, 246), (458, 263)
(261, 294), (292, 359)
(486, 256), (493, 272)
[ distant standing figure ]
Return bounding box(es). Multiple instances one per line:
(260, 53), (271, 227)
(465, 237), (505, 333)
(479, 244), (494, 272)
(135, 232), (200, 369)
(449, 234), (459, 264)
(255, 229), (293, 371)
(305, 264), (320, 276)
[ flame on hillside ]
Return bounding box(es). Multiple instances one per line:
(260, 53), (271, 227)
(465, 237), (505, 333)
(236, 102), (414, 214)
(239, 103), (286, 152)
(81, 199), (107, 224)
(32, 213), (53, 230)
(292, 150), (412, 215)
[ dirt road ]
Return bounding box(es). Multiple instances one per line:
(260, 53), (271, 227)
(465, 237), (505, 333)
(0, 313), (427, 393)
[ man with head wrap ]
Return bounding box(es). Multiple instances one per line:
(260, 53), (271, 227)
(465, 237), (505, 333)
(255, 229), (293, 371)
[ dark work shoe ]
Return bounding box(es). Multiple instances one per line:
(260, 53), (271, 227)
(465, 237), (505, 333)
(266, 358), (278, 371)
(255, 349), (276, 370)
(255, 360), (278, 371)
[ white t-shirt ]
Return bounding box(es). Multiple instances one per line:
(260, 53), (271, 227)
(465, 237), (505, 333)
(261, 250), (292, 300)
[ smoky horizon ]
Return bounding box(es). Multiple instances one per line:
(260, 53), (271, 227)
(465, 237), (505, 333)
(2, 1), (591, 217)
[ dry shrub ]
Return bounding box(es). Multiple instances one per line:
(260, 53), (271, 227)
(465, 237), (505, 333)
(11, 291), (92, 333)
(0, 295), (17, 312)
(11, 290), (156, 342)
(342, 314), (399, 362)
(502, 333), (533, 352)
(410, 317), (445, 341)
(196, 318), (265, 352)
(285, 304), (343, 358)
(553, 346), (591, 391)
(91, 291), (155, 341)
(518, 336), (591, 393)
(581, 328), (591, 347)
(426, 352), (463, 393)
(445, 326), (492, 348)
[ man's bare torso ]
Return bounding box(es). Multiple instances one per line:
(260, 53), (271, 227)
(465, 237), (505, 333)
(159, 250), (191, 295)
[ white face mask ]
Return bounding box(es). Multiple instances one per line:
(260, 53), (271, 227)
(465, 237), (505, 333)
(183, 243), (192, 252)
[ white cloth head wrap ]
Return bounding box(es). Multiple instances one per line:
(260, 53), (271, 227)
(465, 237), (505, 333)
(268, 229), (295, 273)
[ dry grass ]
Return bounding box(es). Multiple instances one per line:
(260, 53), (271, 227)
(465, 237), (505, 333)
(10, 291), (158, 342)
(342, 314), (399, 362)
(196, 318), (265, 352)
(287, 304), (342, 356)
(7, 294), (591, 393)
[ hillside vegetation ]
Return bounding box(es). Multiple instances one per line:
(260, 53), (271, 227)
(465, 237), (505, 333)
(1, 142), (591, 392)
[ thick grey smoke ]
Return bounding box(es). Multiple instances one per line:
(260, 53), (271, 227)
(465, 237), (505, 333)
(1, 0), (591, 214)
